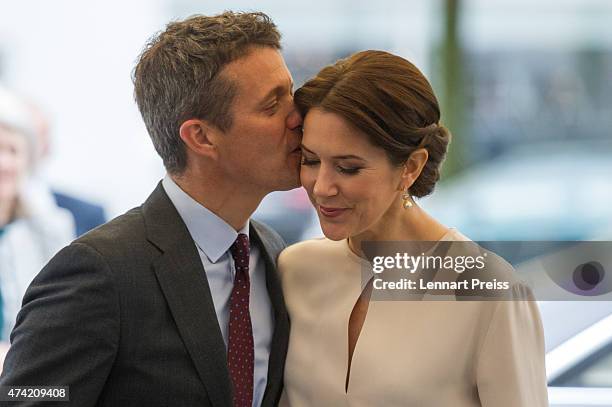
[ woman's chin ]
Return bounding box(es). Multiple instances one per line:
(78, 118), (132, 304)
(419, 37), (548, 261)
(321, 225), (350, 241)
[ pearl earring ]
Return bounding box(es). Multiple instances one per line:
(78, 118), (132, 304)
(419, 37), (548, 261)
(401, 188), (413, 209)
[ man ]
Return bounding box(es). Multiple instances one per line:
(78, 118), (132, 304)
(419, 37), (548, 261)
(0, 11), (302, 407)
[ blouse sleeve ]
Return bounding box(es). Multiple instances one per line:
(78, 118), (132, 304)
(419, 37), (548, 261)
(476, 283), (549, 406)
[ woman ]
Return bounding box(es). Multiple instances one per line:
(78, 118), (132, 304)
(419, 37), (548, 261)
(278, 51), (547, 406)
(0, 86), (75, 343)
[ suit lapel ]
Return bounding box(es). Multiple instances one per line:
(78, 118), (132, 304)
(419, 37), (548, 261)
(143, 183), (232, 407)
(251, 221), (290, 407)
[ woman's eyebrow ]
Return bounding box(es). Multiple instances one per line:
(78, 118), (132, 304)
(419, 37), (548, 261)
(300, 144), (366, 161)
(300, 144), (316, 154)
(331, 154), (365, 160)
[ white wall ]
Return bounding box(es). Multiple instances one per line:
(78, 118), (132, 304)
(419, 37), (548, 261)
(0, 0), (167, 216)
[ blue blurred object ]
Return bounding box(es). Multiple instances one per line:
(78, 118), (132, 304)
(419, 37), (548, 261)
(421, 140), (612, 241)
(253, 188), (317, 245)
(52, 191), (107, 237)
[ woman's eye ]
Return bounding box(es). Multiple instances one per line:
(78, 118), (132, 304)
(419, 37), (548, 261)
(337, 166), (362, 175)
(301, 157), (319, 166)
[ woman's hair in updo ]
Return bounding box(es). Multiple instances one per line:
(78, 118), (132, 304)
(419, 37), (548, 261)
(294, 50), (451, 198)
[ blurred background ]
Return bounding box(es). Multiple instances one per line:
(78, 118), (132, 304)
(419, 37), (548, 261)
(1, 0), (611, 403)
(1, 0), (611, 241)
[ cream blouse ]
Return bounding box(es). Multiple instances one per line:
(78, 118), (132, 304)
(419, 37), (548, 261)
(278, 230), (548, 407)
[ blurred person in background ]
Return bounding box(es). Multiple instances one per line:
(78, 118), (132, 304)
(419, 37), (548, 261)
(0, 85), (75, 347)
(28, 102), (107, 237)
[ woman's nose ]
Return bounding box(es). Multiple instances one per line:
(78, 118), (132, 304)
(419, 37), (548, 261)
(312, 167), (338, 198)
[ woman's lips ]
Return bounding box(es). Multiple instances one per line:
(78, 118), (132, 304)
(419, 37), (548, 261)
(319, 205), (348, 218)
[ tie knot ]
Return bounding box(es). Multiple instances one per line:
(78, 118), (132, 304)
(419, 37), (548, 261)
(230, 233), (250, 264)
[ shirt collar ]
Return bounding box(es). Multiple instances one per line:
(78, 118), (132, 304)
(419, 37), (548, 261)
(162, 175), (249, 263)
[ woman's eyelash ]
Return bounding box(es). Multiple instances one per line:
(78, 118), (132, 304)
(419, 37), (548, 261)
(337, 166), (361, 175)
(301, 158), (362, 175)
(301, 158), (319, 166)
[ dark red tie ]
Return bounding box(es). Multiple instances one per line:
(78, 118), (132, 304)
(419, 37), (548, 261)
(228, 233), (254, 407)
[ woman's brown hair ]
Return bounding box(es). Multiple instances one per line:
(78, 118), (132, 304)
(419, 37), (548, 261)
(294, 50), (451, 197)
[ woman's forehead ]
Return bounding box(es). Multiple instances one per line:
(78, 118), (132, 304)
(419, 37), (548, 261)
(302, 108), (382, 159)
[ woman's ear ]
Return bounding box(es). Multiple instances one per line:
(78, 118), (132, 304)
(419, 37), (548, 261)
(399, 148), (428, 189)
(179, 119), (219, 160)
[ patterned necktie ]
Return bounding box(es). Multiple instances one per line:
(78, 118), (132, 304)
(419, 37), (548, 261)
(228, 233), (254, 407)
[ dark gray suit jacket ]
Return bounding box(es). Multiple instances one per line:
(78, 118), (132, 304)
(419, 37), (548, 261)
(0, 183), (290, 407)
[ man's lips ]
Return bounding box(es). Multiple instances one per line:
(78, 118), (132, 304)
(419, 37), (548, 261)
(319, 205), (348, 218)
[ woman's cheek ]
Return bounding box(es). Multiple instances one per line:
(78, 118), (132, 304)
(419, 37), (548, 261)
(300, 165), (315, 192)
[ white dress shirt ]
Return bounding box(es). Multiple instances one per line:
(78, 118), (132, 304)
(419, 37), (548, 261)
(162, 175), (273, 407)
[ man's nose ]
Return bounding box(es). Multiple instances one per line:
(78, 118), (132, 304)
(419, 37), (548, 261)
(286, 106), (303, 131)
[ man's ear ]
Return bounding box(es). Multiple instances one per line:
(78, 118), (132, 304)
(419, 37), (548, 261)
(179, 119), (220, 160)
(399, 148), (429, 189)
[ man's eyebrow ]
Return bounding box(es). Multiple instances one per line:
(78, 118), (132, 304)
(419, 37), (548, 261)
(300, 144), (366, 161)
(259, 86), (281, 104)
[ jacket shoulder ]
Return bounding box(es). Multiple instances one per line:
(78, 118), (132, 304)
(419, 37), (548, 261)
(251, 219), (286, 258)
(74, 206), (150, 260)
